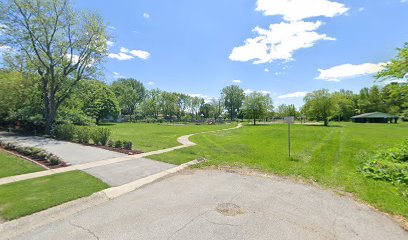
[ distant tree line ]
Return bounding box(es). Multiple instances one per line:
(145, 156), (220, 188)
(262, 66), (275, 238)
(0, 0), (407, 132)
(300, 83), (408, 126)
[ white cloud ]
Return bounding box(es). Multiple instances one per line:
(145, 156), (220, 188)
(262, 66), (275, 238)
(108, 52), (134, 61)
(188, 93), (216, 103)
(147, 81), (155, 86)
(107, 41), (114, 47)
(129, 50), (150, 60)
(143, 13), (150, 19)
(232, 80), (241, 84)
(113, 72), (125, 79)
(278, 91), (308, 99)
(264, 68), (269, 72)
(259, 90), (271, 95)
(107, 26), (116, 30)
(244, 89), (270, 96)
(402, 0), (408, 3)
(229, 21), (335, 64)
(244, 89), (253, 95)
(108, 47), (151, 61)
(256, 0), (349, 21)
(358, 7), (365, 12)
(316, 63), (386, 82)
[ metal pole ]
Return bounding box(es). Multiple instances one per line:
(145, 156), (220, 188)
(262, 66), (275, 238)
(288, 123), (291, 157)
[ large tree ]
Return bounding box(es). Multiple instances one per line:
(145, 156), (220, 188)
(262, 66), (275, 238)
(0, 0), (108, 133)
(142, 89), (162, 119)
(303, 89), (335, 126)
(376, 42), (408, 82)
(0, 70), (43, 128)
(243, 92), (273, 125)
(111, 78), (145, 117)
(80, 80), (120, 124)
(275, 104), (297, 118)
(160, 91), (178, 119)
(221, 85), (245, 120)
(332, 89), (356, 121)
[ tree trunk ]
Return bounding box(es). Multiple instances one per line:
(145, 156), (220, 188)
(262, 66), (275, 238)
(253, 118), (256, 125)
(44, 107), (57, 134)
(324, 118), (328, 126)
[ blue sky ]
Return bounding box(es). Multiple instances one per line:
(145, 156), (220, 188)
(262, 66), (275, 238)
(74, 0), (408, 107)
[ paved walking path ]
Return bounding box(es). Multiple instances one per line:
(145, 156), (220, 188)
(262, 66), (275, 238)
(0, 133), (126, 165)
(0, 123), (242, 186)
(84, 157), (175, 186)
(5, 170), (407, 240)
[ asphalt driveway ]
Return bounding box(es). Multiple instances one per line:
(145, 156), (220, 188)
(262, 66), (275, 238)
(11, 170), (407, 240)
(84, 158), (175, 186)
(0, 132), (125, 165)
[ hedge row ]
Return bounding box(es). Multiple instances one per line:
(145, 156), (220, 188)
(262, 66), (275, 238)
(51, 124), (133, 150)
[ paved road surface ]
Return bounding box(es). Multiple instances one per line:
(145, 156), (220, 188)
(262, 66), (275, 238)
(11, 170), (407, 240)
(84, 158), (175, 186)
(0, 132), (125, 165)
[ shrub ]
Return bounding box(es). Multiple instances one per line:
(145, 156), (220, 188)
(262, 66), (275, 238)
(34, 150), (48, 161)
(98, 128), (111, 146)
(90, 127), (111, 146)
(18, 147), (40, 156)
(47, 154), (61, 165)
(91, 128), (101, 145)
(123, 141), (132, 150)
(76, 126), (91, 144)
(360, 139), (408, 196)
(3, 142), (17, 150)
(52, 124), (76, 141)
(114, 140), (123, 148)
(28, 147), (42, 156)
(107, 140), (114, 147)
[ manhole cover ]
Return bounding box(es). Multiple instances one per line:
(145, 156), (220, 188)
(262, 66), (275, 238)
(216, 203), (244, 216)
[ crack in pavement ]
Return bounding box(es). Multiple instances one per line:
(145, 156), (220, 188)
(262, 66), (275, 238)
(167, 210), (212, 240)
(69, 221), (100, 240)
(202, 217), (243, 227)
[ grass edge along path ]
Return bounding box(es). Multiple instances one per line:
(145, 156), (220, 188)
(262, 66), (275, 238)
(0, 150), (43, 179)
(0, 170), (108, 220)
(106, 122), (238, 152)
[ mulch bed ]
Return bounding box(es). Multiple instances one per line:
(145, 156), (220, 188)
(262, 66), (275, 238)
(82, 144), (143, 155)
(0, 147), (68, 169)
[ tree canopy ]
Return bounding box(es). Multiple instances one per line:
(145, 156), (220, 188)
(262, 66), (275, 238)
(302, 89), (335, 126)
(221, 85), (245, 120)
(111, 78), (146, 116)
(0, 0), (108, 132)
(376, 42), (408, 81)
(243, 92), (273, 125)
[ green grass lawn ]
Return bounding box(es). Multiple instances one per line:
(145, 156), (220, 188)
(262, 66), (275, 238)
(0, 151), (43, 178)
(104, 122), (237, 152)
(0, 170), (108, 220)
(150, 122), (408, 218)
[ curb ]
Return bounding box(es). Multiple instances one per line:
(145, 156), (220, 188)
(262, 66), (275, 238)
(0, 159), (202, 239)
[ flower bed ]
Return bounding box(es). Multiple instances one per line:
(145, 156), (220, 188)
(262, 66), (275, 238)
(0, 140), (67, 168)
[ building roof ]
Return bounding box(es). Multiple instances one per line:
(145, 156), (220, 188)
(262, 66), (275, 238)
(351, 112), (399, 119)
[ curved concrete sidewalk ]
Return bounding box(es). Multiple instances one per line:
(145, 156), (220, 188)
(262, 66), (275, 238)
(0, 123), (242, 186)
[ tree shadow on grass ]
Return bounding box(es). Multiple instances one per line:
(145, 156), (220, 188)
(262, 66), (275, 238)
(97, 123), (116, 126)
(301, 124), (344, 128)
